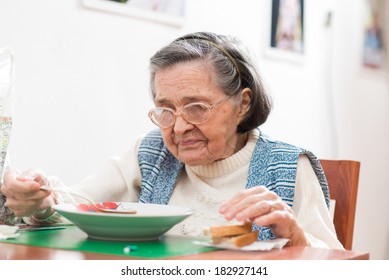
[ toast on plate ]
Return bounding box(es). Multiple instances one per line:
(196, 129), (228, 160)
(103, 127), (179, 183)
(204, 221), (258, 247)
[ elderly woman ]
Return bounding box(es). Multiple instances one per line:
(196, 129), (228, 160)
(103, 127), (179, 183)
(0, 32), (343, 249)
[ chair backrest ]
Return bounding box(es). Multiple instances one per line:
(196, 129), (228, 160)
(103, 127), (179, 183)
(319, 159), (361, 250)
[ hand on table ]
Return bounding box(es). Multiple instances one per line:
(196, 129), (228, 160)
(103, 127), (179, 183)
(219, 185), (309, 246)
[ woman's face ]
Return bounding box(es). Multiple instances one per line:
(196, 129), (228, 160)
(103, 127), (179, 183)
(153, 60), (250, 166)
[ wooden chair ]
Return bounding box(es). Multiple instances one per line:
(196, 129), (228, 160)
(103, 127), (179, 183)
(319, 159), (361, 250)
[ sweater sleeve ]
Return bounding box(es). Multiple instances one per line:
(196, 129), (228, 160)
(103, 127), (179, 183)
(293, 155), (344, 250)
(21, 137), (144, 226)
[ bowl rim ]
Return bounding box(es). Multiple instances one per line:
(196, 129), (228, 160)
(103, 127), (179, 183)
(52, 202), (195, 218)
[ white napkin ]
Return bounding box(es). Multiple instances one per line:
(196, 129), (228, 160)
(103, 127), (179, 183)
(194, 238), (289, 251)
(0, 225), (19, 240)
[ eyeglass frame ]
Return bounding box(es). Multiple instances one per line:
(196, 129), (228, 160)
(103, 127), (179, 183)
(148, 94), (235, 128)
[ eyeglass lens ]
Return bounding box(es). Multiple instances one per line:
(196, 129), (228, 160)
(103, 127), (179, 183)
(150, 103), (209, 127)
(149, 94), (233, 128)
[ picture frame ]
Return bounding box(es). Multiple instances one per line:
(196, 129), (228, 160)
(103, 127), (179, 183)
(362, 0), (386, 69)
(264, 0), (304, 64)
(82, 0), (186, 27)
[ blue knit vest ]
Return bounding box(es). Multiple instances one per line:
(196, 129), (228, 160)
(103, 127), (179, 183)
(138, 129), (330, 240)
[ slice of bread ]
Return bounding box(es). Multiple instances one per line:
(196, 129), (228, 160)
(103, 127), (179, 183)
(204, 221), (252, 238)
(204, 221), (258, 247)
(215, 230), (259, 247)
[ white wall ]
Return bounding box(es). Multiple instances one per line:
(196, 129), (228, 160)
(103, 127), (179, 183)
(0, 0), (388, 259)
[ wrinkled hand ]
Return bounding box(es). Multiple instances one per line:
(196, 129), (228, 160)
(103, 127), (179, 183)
(1, 169), (53, 218)
(219, 186), (309, 246)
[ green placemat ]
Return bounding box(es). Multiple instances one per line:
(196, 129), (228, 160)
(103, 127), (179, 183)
(0, 226), (218, 259)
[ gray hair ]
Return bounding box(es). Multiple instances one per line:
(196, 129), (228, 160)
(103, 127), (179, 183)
(149, 32), (272, 133)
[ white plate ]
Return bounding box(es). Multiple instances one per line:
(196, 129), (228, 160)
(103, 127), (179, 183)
(0, 225), (18, 235)
(194, 238), (289, 251)
(0, 225), (20, 240)
(0, 233), (20, 240)
(53, 203), (194, 241)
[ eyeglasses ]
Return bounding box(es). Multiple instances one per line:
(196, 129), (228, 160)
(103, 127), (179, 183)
(148, 94), (233, 128)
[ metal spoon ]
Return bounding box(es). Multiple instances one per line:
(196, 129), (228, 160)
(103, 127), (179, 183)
(40, 186), (137, 214)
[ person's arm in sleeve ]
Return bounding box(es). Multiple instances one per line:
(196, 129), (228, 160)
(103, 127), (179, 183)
(293, 155), (344, 249)
(23, 136), (144, 225)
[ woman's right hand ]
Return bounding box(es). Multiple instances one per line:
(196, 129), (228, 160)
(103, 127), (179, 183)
(0, 169), (53, 217)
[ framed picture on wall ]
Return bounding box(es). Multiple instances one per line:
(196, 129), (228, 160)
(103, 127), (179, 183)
(82, 0), (186, 27)
(362, 0), (386, 69)
(265, 0), (304, 63)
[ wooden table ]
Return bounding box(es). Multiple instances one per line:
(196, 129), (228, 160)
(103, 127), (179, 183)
(0, 226), (369, 260)
(0, 242), (369, 260)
